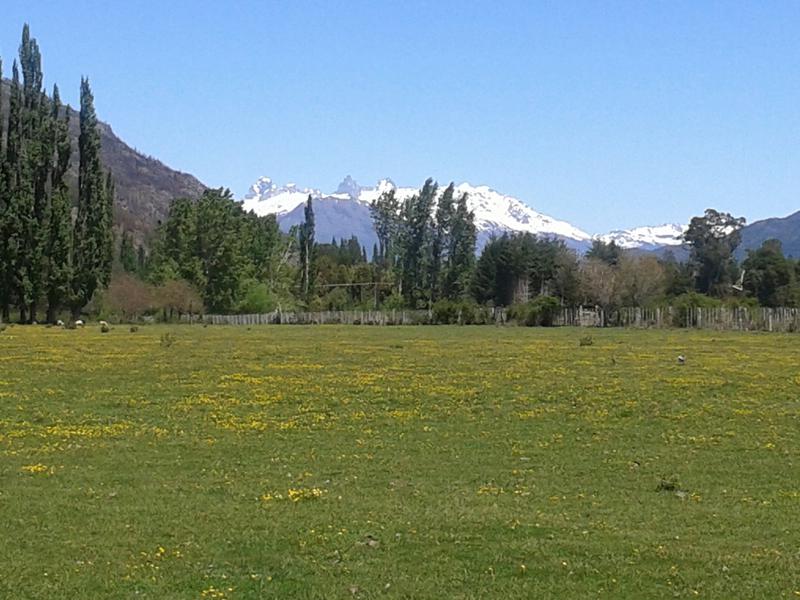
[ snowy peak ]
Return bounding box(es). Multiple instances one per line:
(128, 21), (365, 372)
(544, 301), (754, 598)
(451, 183), (591, 242)
(335, 175), (362, 199)
(597, 223), (686, 249)
(239, 175), (686, 253)
(241, 177), (321, 216)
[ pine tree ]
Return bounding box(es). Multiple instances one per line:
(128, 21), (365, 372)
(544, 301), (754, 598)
(71, 78), (111, 318)
(298, 195), (316, 301)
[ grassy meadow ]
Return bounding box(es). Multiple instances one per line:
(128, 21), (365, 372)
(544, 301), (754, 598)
(0, 324), (798, 599)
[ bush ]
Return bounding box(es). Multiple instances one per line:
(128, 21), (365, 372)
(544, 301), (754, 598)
(317, 287), (350, 312)
(509, 296), (562, 327)
(432, 299), (487, 324)
(381, 292), (406, 311)
(236, 280), (277, 314)
(670, 293), (720, 327)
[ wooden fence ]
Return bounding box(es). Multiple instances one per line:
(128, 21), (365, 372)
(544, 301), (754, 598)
(613, 306), (800, 332)
(193, 305), (800, 332)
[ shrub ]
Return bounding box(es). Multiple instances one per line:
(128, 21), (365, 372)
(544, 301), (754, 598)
(509, 296), (562, 327)
(579, 335), (594, 347)
(670, 293), (720, 327)
(432, 299), (487, 324)
(381, 292), (405, 311)
(236, 280), (277, 314)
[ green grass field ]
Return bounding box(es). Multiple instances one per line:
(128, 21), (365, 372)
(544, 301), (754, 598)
(1, 325), (798, 599)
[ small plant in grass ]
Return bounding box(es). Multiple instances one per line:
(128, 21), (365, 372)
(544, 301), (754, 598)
(656, 477), (679, 492)
(130, 326), (139, 333)
(578, 335), (594, 347)
(0, 324), (6, 333)
(160, 332), (176, 348)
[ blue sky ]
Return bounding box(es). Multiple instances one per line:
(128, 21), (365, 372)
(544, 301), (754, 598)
(2, 1), (799, 233)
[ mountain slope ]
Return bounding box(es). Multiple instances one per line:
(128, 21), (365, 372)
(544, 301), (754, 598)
(738, 210), (800, 258)
(1, 79), (207, 240)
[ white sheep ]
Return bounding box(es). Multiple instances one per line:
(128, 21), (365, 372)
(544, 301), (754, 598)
(99, 320), (109, 327)
(56, 319), (64, 327)
(74, 319), (85, 327)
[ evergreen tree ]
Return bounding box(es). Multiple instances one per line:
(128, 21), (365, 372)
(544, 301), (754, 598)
(119, 230), (138, 273)
(742, 240), (795, 306)
(45, 85), (73, 323)
(137, 245), (147, 274)
(683, 209), (746, 296)
(586, 239), (621, 266)
(0, 57), (12, 321)
(71, 78), (112, 318)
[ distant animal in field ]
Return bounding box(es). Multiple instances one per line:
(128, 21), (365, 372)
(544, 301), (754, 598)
(677, 355), (686, 364)
(74, 319), (84, 327)
(56, 319), (64, 327)
(99, 320), (109, 327)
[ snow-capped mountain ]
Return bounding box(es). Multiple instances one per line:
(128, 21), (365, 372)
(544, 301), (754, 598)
(596, 224), (686, 251)
(240, 175), (685, 254)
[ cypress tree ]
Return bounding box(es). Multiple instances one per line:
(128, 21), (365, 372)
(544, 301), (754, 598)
(71, 78), (110, 318)
(119, 230), (138, 273)
(45, 85), (73, 323)
(0, 57), (11, 321)
(6, 60), (36, 322)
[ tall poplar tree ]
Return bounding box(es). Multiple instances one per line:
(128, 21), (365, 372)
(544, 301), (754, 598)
(430, 183), (455, 301)
(298, 195), (316, 301)
(71, 78), (112, 318)
(444, 192), (476, 299)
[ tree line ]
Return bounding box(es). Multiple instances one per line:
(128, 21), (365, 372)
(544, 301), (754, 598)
(0, 25), (113, 323)
(115, 182), (800, 323)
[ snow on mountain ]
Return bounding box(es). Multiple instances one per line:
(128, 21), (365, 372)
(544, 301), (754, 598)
(596, 224), (686, 250)
(241, 176), (592, 249)
(239, 175), (684, 253)
(241, 177), (322, 216)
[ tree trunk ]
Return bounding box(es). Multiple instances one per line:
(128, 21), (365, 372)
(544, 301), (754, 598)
(19, 307), (28, 324)
(46, 301), (57, 324)
(29, 302), (38, 324)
